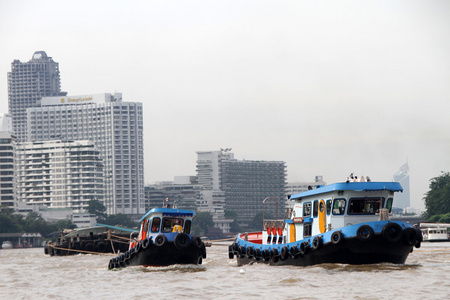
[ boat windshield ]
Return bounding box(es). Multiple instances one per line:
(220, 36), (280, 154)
(162, 218), (184, 233)
(348, 197), (383, 214)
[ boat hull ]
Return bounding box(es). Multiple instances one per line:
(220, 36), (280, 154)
(230, 221), (422, 267)
(109, 234), (207, 269)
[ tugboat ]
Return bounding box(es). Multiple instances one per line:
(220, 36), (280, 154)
(108, 207), (207, 269)
(229, 175), (422, 266)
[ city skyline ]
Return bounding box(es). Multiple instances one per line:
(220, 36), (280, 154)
(2, 1), (450, 211)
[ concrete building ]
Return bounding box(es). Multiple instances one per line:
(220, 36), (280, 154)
(286, 176), (326, 198)
(27, 93), (145, 216)
(8, 51), (66, 142)
(144, 176), (201, 211)
(196, 149), (286, 227)
(14, 140), (104, 213)
(0, 131), (15, 208)
(393, 162), (411, 211)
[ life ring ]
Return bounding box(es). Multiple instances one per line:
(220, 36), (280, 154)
(246, 246), (255, 258)
(312, 236), (322, 250)
(271, 248), (279, 263)
(254, 248), (262, 261)
(228, 245), (234, 259)
(402, 228), (417, 246)
(174, 233), (191, 249)
(280, 246), (289, 261)
(299, 241), (309, 255)
(96, 241), (107, 252)
(382, 223), (403, 243)
(356, 225), (374, 241)
(331, 231), (344, 245)
(262, 249), (270, 262)
(154, 234), (167, 247)
(290, 246), (299, 258)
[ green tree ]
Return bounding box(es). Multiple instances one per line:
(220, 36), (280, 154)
(54, 219), (77, 231)
(424, 172), (450, 219)
(225, 210), (241, 233)
(192, 211), (214, 236)
(0, 206), (23, 233)
(85, 199), (107, 220)
(102, 214), (137, 228)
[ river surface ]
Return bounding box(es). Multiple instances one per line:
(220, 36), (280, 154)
(1, 241), (449, 299)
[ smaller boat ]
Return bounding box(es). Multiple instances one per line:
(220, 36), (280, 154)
(108, 208), (207, 269)
(419, 223), (449, 242)
(1, 241), (13, 249)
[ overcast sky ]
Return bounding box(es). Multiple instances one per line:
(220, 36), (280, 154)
(1, 0), (449, 210)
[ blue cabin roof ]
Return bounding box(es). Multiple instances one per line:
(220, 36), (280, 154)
(139, 208), (196, 223)
(290, 181), (403, 200)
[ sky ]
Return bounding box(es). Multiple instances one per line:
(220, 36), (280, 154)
(1, 0), (449, 211)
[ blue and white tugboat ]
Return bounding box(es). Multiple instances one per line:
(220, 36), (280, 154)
(229, 175), (422, 266)
(109, 206), (207, 269)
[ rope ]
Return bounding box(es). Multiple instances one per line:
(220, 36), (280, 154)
(48, 244), (115, 256)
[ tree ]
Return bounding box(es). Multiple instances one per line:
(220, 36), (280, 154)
(225, 210), (241, 233)
(424, 172), (450, 219)
(192, 212), (214, 236)
(0, 206), (23, 233)
(85, 199), (107, 220)
(102, 214), (137, 228)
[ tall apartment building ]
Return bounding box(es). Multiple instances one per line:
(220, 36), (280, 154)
(8, 51), (67, 142)
(0, 131), (15, 208)
(286, 176), (326, 198)
(196, 149), (286, 226)
(27, 93), (145, 216)
(15, 140), (104, 212)
(393, 162), (411, 210)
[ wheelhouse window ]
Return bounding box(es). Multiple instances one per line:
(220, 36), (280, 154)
(162, 217), (184, 233)
(386, 198), (393, 213)
(313, 200), (318, 217)
(326, 200), (332, 215)
(332, 199), (346, 215)
(151, 217), (161, 233)
(184, 220), (192, 234)
(348, 197), (383, 215)
(303, 202), (311, 217)
(303, 223), (312, 237)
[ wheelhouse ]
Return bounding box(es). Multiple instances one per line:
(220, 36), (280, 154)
(138, 208), (195, 238)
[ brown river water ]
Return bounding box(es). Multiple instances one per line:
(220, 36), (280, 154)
(1, 241), (449, 299)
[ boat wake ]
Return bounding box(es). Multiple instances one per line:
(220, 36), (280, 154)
(129, 264), (207, 273)
(317, 262), (422, 273)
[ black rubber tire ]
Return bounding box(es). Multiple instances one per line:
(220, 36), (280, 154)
(85, 243), (94, 252)
(96, 241), (106, 252)
(403, 228), (418, 246)
(312, 236), (322, 250)
(154, 234), (167, 247)
(280, 246), (289, 261)
(271, 248), (279, 263)
(262, 249), (270, 262)
(174, 233), (190, 249)
(254, 248), (261, 261)
(246, 246), (254, 258)
(228, 245), (234, 259)
(382, 223), (403, 243)
(357, 225), (374, 242)
(238, 246), (246, 258)
(142, 237), (152, 249)
(331, 231), (344, 245)
(299, 242), (309, 255)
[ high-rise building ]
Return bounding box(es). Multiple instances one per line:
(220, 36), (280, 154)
(393, 162), (411, 210)
(196, 149), (286, 226)
(27, 93), (145, 216)
(0, 131), (15, 208)
(286, 176), (326, 198)
(14, 140), (104, 212)
(8, 51), (67, 142)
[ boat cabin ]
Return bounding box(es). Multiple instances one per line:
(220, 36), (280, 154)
(136, 208), (195, 241)
(262, 181), (403, 245)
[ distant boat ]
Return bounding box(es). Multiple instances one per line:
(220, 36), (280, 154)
(419, 223), (450, 242)
(229, 175), (422, 266)
(1, 241), (13, 249)
(44, 224), (135, 256)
